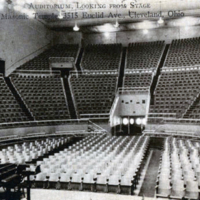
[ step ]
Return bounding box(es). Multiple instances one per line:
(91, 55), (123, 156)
(62, 78), (77, 119)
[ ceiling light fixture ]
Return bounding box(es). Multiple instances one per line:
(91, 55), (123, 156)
(73, 22), (79, 31)
(114, 20), (119, 28)
(158, 17), (164, 24)
(143, 29), (148, 34)
(58, 11), (63, 19)
(104, 32), (110, 37)
(158, 1), (164, 25)
(0, 4), (4, 10)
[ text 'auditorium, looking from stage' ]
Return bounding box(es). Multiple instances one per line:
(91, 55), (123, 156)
(1, 1), (200, 199)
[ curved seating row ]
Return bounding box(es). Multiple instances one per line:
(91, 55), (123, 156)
(156, 137), (200, 199)
(11, 74), (70, 120)
(0, 137), (70, 164)
(18, 44), (79, 71)
(81, 44), (122, 71)
(164, 38), (200, 68)
(126, 41), (164, 70)
(32, 135), (150, 195)
(150, 70), (200, 118)
(0, 77), (29, 123)
(70, 73), (118, 116)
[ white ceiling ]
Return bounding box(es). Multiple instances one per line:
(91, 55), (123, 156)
(3, 0), (200, 31)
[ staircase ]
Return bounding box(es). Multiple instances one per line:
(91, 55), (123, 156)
(117, 47), (126, 88)
(63, 77), (77, 119)
(183, 93), (200, 118)
(150, 44), (170, 105)
(4, 77), (34, 121)
(76, 48), (84, 71)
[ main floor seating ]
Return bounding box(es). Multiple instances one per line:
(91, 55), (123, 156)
(32, 135), (149, 194)
(123, 71), (153, 88)
(70, 72), (118, 117)
(164, 37), (200, 68)
(150, 69), (200, 118)
(81, 44), (122, 71)
(17, 44), (79, 71)
(126, 41), (164, 71)
(10, 74), (70, 120)
(156, 137), (200, 199)
(0, 136), (70, 165)
(0, 75), (29, 123)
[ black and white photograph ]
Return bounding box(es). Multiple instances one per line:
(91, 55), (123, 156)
(0, 0), (200, 199)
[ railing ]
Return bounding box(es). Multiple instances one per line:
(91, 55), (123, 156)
(80, 114), (109, 119)
(153, 75), (161, 96)
(12, 70), (61, 76)
(118, 87), (150, 95)
(147, 117), (165, 124)
(109, 94), (120, 126)
(148, 113), (177, 118)
(162, 65), (200, 72)
(124, 69), (153, 74)
(55, 130), (105, 137)
(117, 47), (123, 73)
(0, 133), (72, 145)
(0, 120), (107, 143)
(88, 120), (109, 134)
(162, 43), (171, 69)
(27, 132), (46, 136)
(144, 130), (200, 139)
(0, 119), (91, 129)
(68, 74), (79, 118)
(75, 46), (81, 65)
(163, 118), (200, 125)
(70, 70), (119, 76)
(49, 57), (74, 63)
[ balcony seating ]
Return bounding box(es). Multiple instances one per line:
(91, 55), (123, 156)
(150, 70), (200, 118)
(126, 41), (165, 70)
(70, 72), (118, 116)
(123, 72), (153, 88)
(81, 44), (122, 71)
(164, 38), (200, 68)
(18, 44), (79, 71)
(11, 74), (70, 120)
(0, 76), (29, 123)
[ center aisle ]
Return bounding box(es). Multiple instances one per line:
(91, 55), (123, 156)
(139, 149), (161, 197)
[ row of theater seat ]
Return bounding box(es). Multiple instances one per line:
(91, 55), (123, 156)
(81, 44), (122, 71)
(164, 37), (200, 68)
(18, 44), (79, 71)
(123, 72), (153, 88)
(150, 70), (200, 117)
(11, 74), (70, 120)
(156, 137), (200, 199)
(0, 137), (70, 164)
(32, 135), (149, 194)
(0, 76), (29, 123)
(70, 73), (118, 116)
(126, 41), (164, 70)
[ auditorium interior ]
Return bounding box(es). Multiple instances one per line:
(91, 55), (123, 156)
(1, 0), (200, 200)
